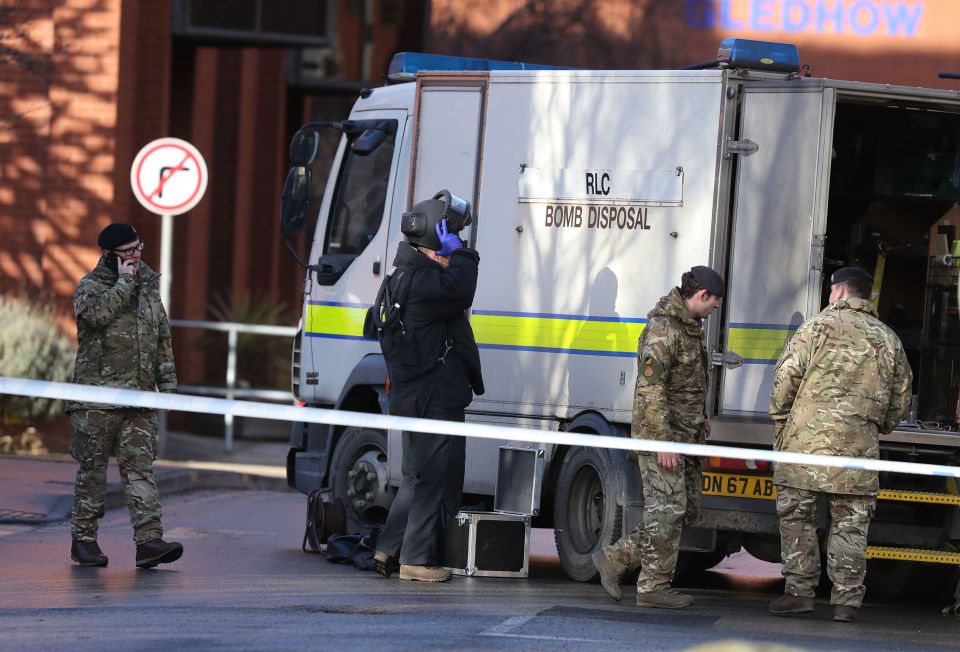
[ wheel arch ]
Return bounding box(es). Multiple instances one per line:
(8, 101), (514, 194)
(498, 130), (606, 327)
(544, 410), (641, 520)
(325, 354), (389, 477)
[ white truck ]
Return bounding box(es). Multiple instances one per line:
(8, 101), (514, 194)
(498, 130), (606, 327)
(281, 40), (960, 596)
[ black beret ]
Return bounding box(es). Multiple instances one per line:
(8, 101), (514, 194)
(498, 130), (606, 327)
(98, 223), (139, 250)
(831, 266), (872, 284)
(691, 265), (725, 298)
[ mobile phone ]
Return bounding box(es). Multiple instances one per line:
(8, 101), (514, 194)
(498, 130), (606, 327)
(106, 252), (119, 275)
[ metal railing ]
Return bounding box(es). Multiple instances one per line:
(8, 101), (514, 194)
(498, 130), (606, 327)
(170, 319), (297, 453)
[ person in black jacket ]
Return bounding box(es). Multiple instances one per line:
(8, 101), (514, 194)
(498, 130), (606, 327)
(372, 190), (484, 582)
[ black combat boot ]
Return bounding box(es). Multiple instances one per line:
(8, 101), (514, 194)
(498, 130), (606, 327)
(833, 605), (858, 622)
(372, 551), (399, 578)
(135, 538), (183, 568)
(769, 593), (814, 615)
(71, 539), (108, 567)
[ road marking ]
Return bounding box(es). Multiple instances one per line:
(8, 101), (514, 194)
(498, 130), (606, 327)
(481, 615), (534, 635)
(479, 615), (608, 643)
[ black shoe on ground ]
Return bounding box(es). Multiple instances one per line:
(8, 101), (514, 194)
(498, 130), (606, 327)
(833, 605), (858, 622)
(372, 551), (399, 578)
(71, 540), (108, 567)
(136, 538), (183, 568)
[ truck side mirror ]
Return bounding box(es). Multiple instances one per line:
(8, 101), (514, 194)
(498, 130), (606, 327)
(290, 130), (320, 166)
(280, 165), (311, 236)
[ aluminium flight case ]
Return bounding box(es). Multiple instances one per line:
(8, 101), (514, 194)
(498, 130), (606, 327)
(443, 446), (544, 578)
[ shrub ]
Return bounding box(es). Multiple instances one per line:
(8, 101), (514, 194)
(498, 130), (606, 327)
(0, 294), (76, 422)
(198, 292), (292, 389)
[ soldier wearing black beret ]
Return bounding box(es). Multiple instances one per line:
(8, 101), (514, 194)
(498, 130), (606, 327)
(769, 265), (911, 622)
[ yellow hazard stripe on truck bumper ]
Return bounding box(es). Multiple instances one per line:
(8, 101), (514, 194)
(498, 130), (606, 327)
(866, 547), (960, 565)
(703, 474), (960, 506)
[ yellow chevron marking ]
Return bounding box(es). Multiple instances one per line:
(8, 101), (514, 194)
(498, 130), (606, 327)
(877, 490), (960, 506)
(866, 547), (960, 565)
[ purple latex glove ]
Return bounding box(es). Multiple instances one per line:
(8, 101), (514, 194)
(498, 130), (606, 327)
(435, 218), (463, 256)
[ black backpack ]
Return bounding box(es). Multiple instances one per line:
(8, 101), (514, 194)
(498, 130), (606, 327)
(363, 268), (414, 343)
(364, 269), (443, 384)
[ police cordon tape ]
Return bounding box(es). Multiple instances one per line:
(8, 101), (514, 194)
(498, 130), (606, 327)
(2, 375), (959, 479)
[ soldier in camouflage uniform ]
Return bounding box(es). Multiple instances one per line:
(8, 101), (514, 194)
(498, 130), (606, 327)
(769, 266), (912, 622)
(593, 266), (725, 609)
(67, 223), (184, 569)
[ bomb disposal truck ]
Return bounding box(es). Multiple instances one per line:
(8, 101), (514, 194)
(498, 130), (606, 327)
(281, 40), (960, 596)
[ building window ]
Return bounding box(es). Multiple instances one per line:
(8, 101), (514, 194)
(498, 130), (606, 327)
(172, 0), (332, 45)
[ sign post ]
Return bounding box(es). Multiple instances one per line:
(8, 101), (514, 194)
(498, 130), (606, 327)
(130, 138), (208, 455)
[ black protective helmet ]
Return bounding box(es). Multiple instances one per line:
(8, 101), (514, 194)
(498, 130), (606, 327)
(401, 190), (472, 251)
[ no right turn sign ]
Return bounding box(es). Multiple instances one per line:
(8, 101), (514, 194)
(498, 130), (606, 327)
(130, 138), (208, 216)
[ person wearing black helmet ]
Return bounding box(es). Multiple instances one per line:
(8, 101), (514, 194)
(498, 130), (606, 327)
(370, 190), (484, 582)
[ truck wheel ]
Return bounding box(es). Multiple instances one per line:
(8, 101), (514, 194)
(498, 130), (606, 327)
(554, 446), (624, 582)
(330, 427), (395, 533)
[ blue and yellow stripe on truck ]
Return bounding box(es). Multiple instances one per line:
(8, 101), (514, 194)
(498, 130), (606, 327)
(304, 301), (371, 341)
(726, 322), (797, 364)
(470, 310), (645, 357)
(303, 304), (796, 363)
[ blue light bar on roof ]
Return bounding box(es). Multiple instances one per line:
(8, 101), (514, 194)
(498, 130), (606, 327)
(387, 52), (566, 83)
(716, 38), (800, 74)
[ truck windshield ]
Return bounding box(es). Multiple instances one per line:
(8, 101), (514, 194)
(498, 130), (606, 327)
(323, 122), (397, 256)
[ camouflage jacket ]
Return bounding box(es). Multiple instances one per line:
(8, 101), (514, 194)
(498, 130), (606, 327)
(632, 288), (709, 444)
(770, 297), (912, 495)
(66, 258), (177, 411)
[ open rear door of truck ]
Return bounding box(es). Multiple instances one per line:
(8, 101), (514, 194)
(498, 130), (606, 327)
(719, 83), (835, 418)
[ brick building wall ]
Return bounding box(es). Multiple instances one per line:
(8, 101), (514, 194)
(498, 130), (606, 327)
(1, 0), (419, 394)
(428, 0), (960, 89)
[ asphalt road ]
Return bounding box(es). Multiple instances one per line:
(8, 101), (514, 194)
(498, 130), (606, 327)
(0, 489), (956, 651)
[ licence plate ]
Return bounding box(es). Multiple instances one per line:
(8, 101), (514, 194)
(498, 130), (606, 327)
(702, 472), (776, 500)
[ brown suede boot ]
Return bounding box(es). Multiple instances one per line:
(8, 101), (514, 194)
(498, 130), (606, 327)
(592, 549), (623, 602)
(636, 588), (694, 609)
(399, 564), (451, 582)
(769, 593), (814, 615)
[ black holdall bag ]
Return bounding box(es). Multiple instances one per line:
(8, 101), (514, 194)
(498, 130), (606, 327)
(302, 492), (347, 553)
(325, 527), (382, 571)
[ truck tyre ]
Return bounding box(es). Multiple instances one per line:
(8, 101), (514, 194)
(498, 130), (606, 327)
(329, 427), (395, 534)
(554, 445), (624, 582)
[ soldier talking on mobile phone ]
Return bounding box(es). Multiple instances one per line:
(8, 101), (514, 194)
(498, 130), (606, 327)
(66, 223), (183, 569)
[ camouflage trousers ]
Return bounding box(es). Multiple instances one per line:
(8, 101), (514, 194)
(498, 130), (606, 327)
(777, 485), (876, 607)
(602, 453), (702, 593)
(69, 409), (163, 545)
